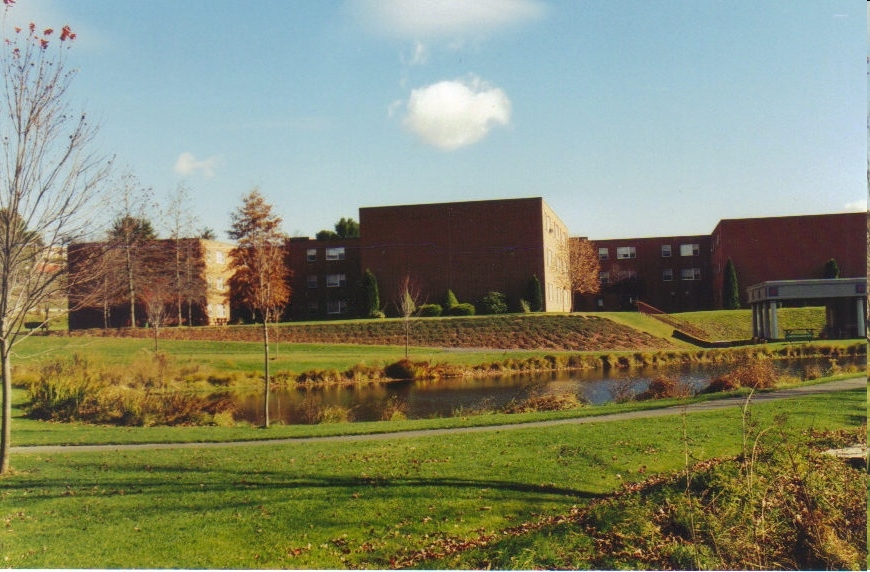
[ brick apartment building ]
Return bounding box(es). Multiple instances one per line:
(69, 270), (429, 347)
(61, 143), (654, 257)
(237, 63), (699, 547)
(583, 235), (714, 312)
(285, 236), (362, 321)
(67, 201), (868, 327)
(68, 238), (233, 329)
(358, 197), (572, 316)
(709, 213), (867, 308)
(285, 197), (572, 319)
(585, 212), (866, 312)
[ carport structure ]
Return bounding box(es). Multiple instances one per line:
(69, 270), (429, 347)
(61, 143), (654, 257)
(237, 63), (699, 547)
(747, 278), (867, 340)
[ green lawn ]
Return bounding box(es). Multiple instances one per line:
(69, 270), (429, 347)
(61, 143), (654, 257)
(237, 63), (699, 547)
(12, 335), (579, 376)
(1, 387), (863, 569)
(674, 307), (826, 341)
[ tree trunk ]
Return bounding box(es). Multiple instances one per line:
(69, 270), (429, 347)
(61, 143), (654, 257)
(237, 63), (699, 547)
(1, 335), (11, 474)
(125, 246), (136, 328)
(262, 319), (270, 428)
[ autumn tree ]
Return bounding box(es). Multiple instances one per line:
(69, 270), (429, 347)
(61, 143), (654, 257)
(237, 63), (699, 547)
(568, 237), (601, 310)
(227, 189), (290, 428)
(0, 14), (111, 473)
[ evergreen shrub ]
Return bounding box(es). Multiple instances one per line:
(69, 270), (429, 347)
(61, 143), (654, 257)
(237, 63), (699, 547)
(449, 303), (476, 316)
(418, 303), (443, 317)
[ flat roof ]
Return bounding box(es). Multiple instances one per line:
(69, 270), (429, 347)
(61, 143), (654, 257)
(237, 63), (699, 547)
(746, 277), (867, 303)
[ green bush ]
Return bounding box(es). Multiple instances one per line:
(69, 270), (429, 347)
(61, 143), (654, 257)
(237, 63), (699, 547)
(449, 303), (476, 316)
(442, 289), (459, 311)
(477, 291), (508, 315)
(418, 303), (443, 317)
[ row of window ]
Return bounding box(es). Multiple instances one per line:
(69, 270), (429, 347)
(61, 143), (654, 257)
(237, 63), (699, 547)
(306, 246), (346, 262)
(308, 273), (347, 288)
(599, 267), (702, 284)
(308, 300), (348, 315)
(599, 243), (700, 261)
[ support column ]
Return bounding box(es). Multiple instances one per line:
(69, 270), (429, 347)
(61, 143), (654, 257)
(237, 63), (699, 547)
(856, 297), (866, 339)
(751, 304), (759, 338)
(769, 301), (779, 340)
(760, 301), (770, 339)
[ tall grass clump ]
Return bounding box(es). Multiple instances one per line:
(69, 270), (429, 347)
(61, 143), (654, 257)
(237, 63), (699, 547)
(580, 428), (866, 570)
(703, 357), (780, 393)
(25, 354), (235, 426)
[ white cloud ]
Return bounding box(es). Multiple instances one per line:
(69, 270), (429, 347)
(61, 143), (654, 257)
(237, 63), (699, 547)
(844, 198), (868, 212)
(401, 76), (511, 150)
(352, 0), (545, 40)
(174, 152), (220, 178)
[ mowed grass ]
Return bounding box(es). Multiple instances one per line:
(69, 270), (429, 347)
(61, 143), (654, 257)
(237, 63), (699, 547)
(675, 307), (826, 341)
(12, 335), (574, 376)
(1, 387), (864, 569)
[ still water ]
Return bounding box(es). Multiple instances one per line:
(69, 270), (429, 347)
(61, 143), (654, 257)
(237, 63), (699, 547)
(227, 357), (865, 426)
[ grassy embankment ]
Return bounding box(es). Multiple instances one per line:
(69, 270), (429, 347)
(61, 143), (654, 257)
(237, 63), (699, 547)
(13, 307), (842, 377)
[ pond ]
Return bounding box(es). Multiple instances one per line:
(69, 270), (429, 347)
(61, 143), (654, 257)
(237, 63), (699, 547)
(226, 356), (866, 426)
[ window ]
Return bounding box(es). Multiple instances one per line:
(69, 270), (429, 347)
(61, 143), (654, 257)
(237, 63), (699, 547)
(326, 273), (346, 288)
(214, 250), (225, 264)
(307, 301), (319, 315)
(326, 247), (345, 261)
(680, 268), (701, 281)
(616, 269), (637, 281)
(680, 243), (700, 257)
(306, 248), (317, 262)
(327, 299), (348, 315)
(598, 248), (609, 261)
(662, 268), (674, 282)
(616, 246), (636, 259)
(661, 245), (672, 258)
(599, 271), (610, 284)
(215, 277), (225, 291)
(307, 275), (318, 289)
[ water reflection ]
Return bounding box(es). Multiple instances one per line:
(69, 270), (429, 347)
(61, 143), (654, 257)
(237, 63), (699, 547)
(228, 357), (865, 426)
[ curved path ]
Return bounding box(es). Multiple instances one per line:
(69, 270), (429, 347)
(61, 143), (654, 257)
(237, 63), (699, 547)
(12, 376), (866, 455)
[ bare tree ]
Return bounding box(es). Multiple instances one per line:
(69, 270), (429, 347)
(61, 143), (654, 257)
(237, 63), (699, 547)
(395, 274), (423, 359)
(227, 189), (290, 428)
(0, 15), (111, 473)
(163, 182), (204, 326)
(141, 275), (171, 351)
(108, 172), (157, 328)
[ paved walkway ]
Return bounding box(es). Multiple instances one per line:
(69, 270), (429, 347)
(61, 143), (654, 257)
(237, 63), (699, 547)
(12, 376), (866, 455)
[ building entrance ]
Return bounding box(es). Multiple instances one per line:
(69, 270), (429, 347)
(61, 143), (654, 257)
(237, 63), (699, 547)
(746, 278), (867, 340)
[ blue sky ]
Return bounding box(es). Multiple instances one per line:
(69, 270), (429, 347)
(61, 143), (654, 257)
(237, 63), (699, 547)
(7, 0), (866, 240)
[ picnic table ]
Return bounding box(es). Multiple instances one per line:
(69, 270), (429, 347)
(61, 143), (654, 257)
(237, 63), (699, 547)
(783, 328), (814, 342)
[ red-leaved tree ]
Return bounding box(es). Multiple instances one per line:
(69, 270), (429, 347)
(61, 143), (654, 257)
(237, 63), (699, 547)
(227, 189), (290, 428)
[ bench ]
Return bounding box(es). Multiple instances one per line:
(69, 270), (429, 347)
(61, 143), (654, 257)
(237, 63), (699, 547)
(784, 328), (814, 342)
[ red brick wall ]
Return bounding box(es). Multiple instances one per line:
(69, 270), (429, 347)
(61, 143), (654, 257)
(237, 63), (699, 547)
(711, 213), (867, 307)
(286, 237), (361, 320)
(359, 198), (547, 313)
(589, 235), (713, 312)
